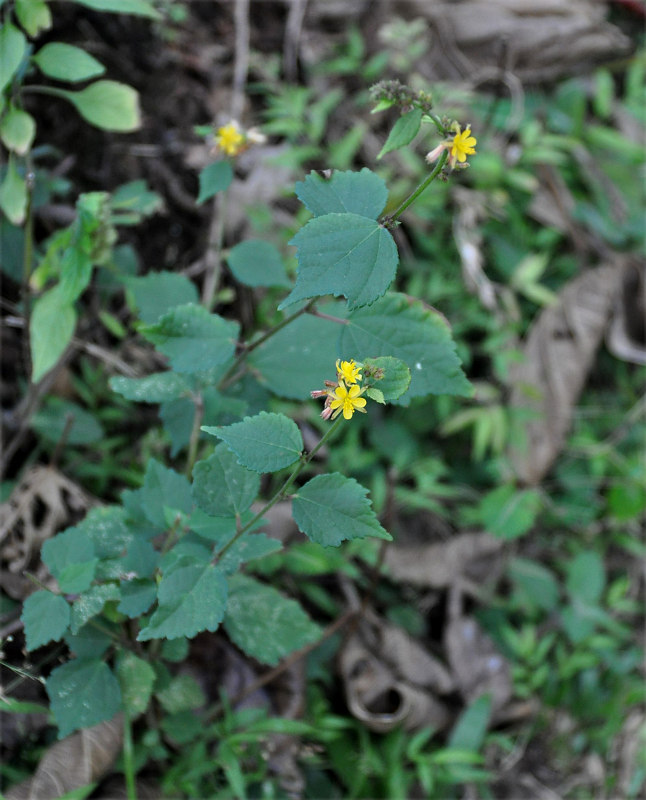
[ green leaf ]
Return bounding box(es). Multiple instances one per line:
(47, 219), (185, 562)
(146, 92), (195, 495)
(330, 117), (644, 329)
(22, 591), (70, 651)
(366, 387), (385, 404)
(566, 551), (605, 604)
(117, 580), (157, 618)
(66, 0), (160, 17)
(0, 104), (36, 155)
(70, 585), (120, 634)
(55, 81), (141, 133)
(294, 168), (388, 219)
(0, 154), (27, 225)
(197, 160), (233, 204)
(340, 293), (472, 401)
(0, 23), (27, 95)
(42, 526), (95, 579)
(378, 108), (423, 159)
(363, 356), (411, 401)
(32, 43), (105, 83)
(248, 310), (341, 400)
(30, 287), (76, 383)
(280, 213), (398, 310)
(126, 271), (199, 324)
(116, 652), (155, 716)
(65, 624), (113, 659)
(479, 484), (541, 540)
(141, 460), (193, 529)
(15, 0), (52, 36)
(141, 303), (239, 373)
(509, 558), (559, 612)
(156, 673), (205, 713)
(47, 659), (122, 738)
(74, 505), (133, 559)
(217, 533), (283, 575)
(137, 562), (228, 640)
(31, 397), (104, 445)
(292, 473), (391, 547)
(110, 371), (190, 403)
(205, 411), (303, 474)
(192, 444), (260, 517)
(448, 695), (492, 751)
(226, 239), (290, 288)
(111, 179), (163, 220)
(224, 573), (321, 666)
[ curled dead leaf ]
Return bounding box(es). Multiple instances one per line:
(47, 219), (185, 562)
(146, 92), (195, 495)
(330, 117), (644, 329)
(5, 715), (122, 800)
(508, 262), (627, 484)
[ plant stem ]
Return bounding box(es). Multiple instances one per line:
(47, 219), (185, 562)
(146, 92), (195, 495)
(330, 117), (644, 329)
(307, 307), (349, 325)
(201, 192), (227, 310)
(217, 300), (315, 391)
(214, 416), (344, 561)
(122, 711), (138, 800)
(381, 150), (449, 225)
(185, 392), (204, 478)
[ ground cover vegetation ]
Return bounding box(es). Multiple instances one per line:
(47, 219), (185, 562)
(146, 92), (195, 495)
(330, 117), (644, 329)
(0, 1), (644, 798)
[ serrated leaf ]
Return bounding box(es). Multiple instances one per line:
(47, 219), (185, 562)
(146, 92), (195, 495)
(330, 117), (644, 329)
(217, 533), (283, 574)
(117, 580), (157, 618)
(224, 573), (321, 666)
(126, 271), (198, 324)
(226, 239), (290, 287)
(110, 371), (190, 403)
(248, 310), (341, 400)
(378, 108), (423, 159)
(156, 674), (205, 713)
(74, 505), (133, 559)
(366, 387), (385, 404)
(116, 652), (155, 716)
(32, 43), (105, 83)
(141, 303), (239, 373)
(137, 563), (227, 641)
(340, 293), (472, 401)
(479, 484), (541, 540)
(279, 213), (398, 311)
(292, 473), (391, 547)
(197, 160), (233, 204)
(192, 444), (260, 517)
(0, 154), (27, 225)
(363, 356), (411, 400)
(140, 459), (193, 529)
(22, 591), (70, 651)
(47, 659), (122, 738)
(0, 23), (27, 95)
(42, 526), (95, 577)
(55, 80), (141, 132)
(15, 0), (52, 36)
(0, 104), (35, 154)
(30, 287), (76, 382)
(67, 0), (160, 17)
(70, 584), (121, 634)
(205, 411), (303, 473)
(294, 168), (388, 219)
(65, 623), (113, 659)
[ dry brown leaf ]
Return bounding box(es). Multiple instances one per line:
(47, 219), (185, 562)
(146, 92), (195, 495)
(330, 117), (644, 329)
(0, 466), (93, 599)
(384, 531), (504, 589)
(407, 0), (631, 83)
(508, 263), (626, 485)
(5, 715), (122, 800)
(607, 258), (646, 366)
(338, 611), (453, 733)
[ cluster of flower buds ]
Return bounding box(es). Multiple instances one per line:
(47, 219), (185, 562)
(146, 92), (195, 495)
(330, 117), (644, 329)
(369, 79), (433, 114)
(311, 360), (368, 421)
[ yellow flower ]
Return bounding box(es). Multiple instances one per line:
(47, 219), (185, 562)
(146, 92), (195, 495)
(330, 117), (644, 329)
(336, 359), (362, 385)
(215, 122), (245, 157)
(450, 126), (477, 164)
(330, 381), (367, 420)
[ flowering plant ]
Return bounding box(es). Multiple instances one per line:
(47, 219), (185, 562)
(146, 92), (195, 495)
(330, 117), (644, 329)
(18, 81), (473, 742)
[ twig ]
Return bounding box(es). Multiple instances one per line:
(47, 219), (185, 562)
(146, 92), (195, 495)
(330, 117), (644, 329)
(232, 0), (250, 121)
